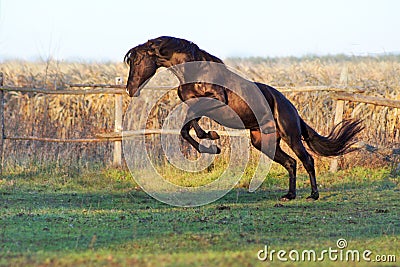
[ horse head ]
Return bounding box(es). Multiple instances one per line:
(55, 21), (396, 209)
(124, 36), (208, 97)
(124, 42), (159, 97)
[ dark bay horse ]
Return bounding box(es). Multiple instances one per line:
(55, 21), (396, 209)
(124, 36), (363, 201)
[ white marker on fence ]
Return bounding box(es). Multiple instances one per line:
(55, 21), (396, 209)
(114, 77), (123, 166)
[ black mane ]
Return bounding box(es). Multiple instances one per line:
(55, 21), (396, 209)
(124, 36), (224, 64)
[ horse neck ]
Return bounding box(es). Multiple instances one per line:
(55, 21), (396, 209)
(159, 49), (224, 84)
(159, 48), (223, 66)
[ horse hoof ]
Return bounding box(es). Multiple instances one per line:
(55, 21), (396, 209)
(208, 131), (220, 140)
(199, 145), (221, 154)
(306, 191), (319, 201)
(280, 193), (296, 201)
(211, 145), (221, 154)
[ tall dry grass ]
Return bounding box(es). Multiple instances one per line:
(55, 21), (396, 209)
(228, 56), (400, 171)
(0, 55), (399, 173)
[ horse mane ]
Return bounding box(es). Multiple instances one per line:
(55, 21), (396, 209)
(148, 36), (224, 64)
(124, 36), (224, 66)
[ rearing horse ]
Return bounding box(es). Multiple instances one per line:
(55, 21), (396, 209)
(124, 36), (363, 201)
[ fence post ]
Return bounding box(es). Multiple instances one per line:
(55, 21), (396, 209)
(113, 77), (123, 166)
(0, 73), (4, 175)
(330, 66), (347, 173)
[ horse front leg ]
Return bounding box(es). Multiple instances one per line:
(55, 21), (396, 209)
(180, 119), (221, 154)
(179, 84), (227, 154)
(191, 118), (220, 140)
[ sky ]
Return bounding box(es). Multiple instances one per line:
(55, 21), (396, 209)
(0, 0), (399, 62)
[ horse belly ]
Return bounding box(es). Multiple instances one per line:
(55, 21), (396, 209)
(204, 100), (257, 129)
(226, 93), (259, 129)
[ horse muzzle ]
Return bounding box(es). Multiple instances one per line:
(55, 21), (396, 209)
(126, 86), (140, 97)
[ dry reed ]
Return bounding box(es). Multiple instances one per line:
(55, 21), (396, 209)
(0, 55), (399, 173)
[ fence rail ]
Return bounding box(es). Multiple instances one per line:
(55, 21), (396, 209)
(0, 86), (126, 95)
(5, 136), (122, 142)
(333, 92), (400, 108)
(0, 72), (399, 174)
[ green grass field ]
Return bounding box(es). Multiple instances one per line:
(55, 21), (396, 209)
(0, 166), (399, 266)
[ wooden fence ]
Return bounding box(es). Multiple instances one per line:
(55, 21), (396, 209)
(0, 74), (127, 174)
(0, 72), (399, 174)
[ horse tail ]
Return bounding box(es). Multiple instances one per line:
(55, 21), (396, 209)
(300, 118), (364, 157)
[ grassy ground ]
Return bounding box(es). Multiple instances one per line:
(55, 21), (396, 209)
(0, 166), (399, 266)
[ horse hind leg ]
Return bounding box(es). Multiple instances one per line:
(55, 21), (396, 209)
(289, 138), (319, 200)
(250, 130), (297, 200)
(274, 146), (298, 201)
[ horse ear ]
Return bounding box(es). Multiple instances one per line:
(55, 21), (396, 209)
(146, 42), (156, 56)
